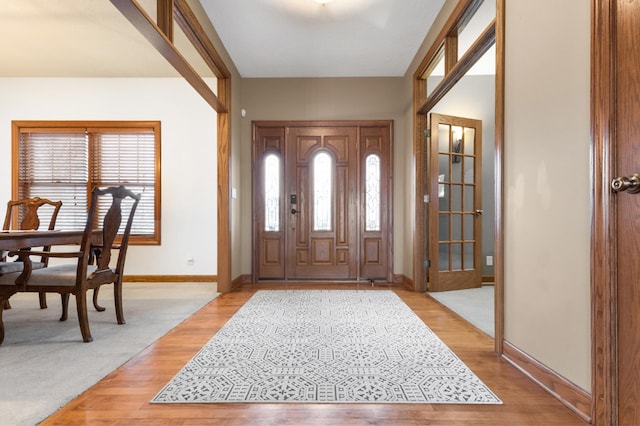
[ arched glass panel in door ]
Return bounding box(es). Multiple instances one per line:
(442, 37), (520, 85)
(264, 153), (280, 232)
(313, 151), (332, 231)
(365, 154), (381, 231)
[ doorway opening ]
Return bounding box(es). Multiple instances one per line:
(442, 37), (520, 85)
(252, 121), (393, 282)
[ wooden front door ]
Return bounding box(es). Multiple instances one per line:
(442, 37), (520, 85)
(253, 121), (392, 281)
(287, 126), (358, 279)
(428, 113), (483, 292)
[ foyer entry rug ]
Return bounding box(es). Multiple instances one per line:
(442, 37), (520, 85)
(152, 290), (502, 404)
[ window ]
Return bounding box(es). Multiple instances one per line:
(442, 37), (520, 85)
(12, 121), (161, 244)
(264, 153), (280, 232)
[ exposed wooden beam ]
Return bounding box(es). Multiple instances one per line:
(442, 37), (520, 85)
(174, 0), (231, 79)
(157, 0), (174, 41)
(109, 0), (227, 113)
(417, 22), (495, 115)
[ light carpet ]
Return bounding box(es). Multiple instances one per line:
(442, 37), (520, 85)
(428, 285), (495, 337)
(152, 290), (501, 404)
(0, 282), (219, 426)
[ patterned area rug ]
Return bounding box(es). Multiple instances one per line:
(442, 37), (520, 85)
(152, 290), (501, 404)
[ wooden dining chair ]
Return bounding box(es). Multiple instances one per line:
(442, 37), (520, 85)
(1, 197), (63, 309)
(0, 186), (141, 343)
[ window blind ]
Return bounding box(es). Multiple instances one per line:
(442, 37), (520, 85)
(90, 131), (156, 237)
(18, 131), (89, 231)
(16, 123), (159, 244)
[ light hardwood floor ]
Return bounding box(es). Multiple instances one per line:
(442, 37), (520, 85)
(42, 283), (588, 425)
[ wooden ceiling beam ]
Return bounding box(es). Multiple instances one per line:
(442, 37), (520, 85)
(157, 0), (174, 41)
(110, 0), (227, 113)
(174, 0), (231, 79)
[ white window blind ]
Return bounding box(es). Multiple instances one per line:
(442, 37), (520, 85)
(90, 131), (156, 237)
(16, 123), (160, 244)
(18, 131), (89, 231)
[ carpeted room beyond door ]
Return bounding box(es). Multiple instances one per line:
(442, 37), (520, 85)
(153, 290), (501, 404)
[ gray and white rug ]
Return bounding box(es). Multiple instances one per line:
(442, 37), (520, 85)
(152, 290), (501, 404)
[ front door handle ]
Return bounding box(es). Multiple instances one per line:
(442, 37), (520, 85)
(291, 208), (298, 214)
(612, 174), (640, 193)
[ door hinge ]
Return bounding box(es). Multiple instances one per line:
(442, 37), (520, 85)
(425, 129), (431, 138)
(424, 259), (431, 267)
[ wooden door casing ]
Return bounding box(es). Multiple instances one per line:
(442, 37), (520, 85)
(252, 121), (393, 282)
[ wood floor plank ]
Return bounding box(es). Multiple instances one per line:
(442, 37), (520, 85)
(41, 284), (588, 425)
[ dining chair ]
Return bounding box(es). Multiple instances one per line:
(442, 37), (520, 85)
(1, 197), (63, 309)
(0, 186), (141, 343)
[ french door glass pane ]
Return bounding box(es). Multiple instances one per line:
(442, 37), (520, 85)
(464, 213), (474, 240)
(464, 127), (476, 155)
(464, 185), (475, 211)
(463, 242), (475, 270)
(451, 243), (462, 270)
(264, 154), (280, 232)
(439, 213), (450, 240)
(439, 243), (450, 271)
(452, 214), (462, 240)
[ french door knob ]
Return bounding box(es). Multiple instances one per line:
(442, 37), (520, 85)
(612, 174), (640, 193)
(291, 208), (298, 214)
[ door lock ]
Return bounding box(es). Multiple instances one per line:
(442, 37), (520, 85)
(612, 174), (640, 193)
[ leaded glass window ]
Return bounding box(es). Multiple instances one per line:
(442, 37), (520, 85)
(313, 151), (332, 231)
(264, 154), (280, 231)
(365, 154), (381, 231)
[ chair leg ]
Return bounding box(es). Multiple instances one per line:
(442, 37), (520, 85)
(92, 287), (105, 312)
(60, 293), (70, 322)
(38, 292), (47, 309)
(0, 297), (6, 345)
(114, 279), (126, 325)
(3, 299), (10, 310)
(76, 292), (93, 343)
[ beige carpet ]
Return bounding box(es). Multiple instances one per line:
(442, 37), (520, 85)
(0, 282), (219, 426)
(428, 285), (494, 337)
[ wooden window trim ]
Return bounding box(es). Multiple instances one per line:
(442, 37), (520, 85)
(11, 120), (161, 245)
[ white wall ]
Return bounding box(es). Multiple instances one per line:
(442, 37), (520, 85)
(0, 78), (218, 276)
(504, 0), (591, 390)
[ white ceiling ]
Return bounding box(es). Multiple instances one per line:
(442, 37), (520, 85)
(0, 0), (447, 79)
(0, 0), (202, 78)
(199, 0), (446, 78)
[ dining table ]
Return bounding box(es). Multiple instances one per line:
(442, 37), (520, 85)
(0, 229), (102, 344)
(0, 229), (88, 251)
